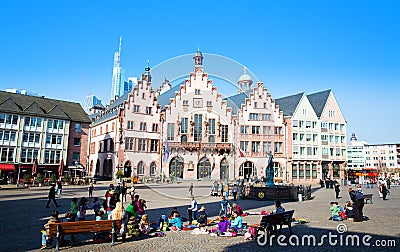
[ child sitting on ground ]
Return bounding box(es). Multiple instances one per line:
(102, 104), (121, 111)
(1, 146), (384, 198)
(139, 214), (151, 235)
(230, 211), (243, 230)
(329, 202), (343, 221)
(96, 210), (105, 221)
(215, 215), (230, 235)
(344, 201), (355, 220)
(168, 212), (183, 231)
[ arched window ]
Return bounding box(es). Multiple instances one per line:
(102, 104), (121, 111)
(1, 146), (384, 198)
(150, 162), (156, 176)
(220, 158), (229, 180)
(169, 157), (184, 179)
(197, 157), (212, 179)
(137, 161), (144, 175)
(239, 161), (257, 179)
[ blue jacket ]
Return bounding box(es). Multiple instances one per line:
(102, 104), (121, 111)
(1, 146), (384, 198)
(231, 216), (243, 228)
(168, 217), (182, 229)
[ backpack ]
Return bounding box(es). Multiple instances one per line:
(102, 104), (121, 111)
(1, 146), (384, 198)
(354, 191), (364, 201)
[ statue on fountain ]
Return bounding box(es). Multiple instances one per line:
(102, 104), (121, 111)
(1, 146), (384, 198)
(265, 151), (275, 187)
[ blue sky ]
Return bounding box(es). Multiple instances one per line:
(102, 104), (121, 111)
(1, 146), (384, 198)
(0, 1), (399, 144)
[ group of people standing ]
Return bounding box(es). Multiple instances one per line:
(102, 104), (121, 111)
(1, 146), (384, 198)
(210, 181), (239, 201)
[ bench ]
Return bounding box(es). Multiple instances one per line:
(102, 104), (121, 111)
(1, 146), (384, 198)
(254, 210), (295, 242)
(47, 220), (122, 251)
(364, 194), (373, 204)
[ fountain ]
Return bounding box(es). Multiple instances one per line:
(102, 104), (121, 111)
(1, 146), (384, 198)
(244, 152), (303, 201)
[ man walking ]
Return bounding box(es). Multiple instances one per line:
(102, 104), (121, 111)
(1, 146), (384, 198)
(188, 183), (194, 197)
(46, 184), (60, 208)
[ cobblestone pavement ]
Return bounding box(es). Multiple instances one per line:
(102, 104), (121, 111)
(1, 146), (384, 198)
(0, 181), (399, 252)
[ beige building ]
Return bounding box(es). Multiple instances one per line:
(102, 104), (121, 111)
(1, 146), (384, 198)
(88, 51), (348, 183)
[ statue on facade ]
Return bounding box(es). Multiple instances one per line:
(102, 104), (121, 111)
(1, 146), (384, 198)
(265, 151), (275, 187)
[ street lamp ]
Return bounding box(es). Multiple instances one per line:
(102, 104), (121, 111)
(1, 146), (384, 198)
(16, 162), (21, 187)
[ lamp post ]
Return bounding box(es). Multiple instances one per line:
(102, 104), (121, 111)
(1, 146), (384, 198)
(160, 118), (165, 183)
(16, 162), (21, 187)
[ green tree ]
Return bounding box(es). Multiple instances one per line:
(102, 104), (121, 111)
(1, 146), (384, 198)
(37, 173), (45, 184)
(63, 174), (71, 184)
(50, 174), (58, 184)
(23, 174), (31, 184)
(115, 170), (124, 179)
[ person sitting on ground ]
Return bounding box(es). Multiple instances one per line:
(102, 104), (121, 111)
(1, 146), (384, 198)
(139, 214), (151, 235)
(217, 215), (230, 235)
(41, 210), (60, 250)
(91, 197), (102, 217)
(230, 211), (243, 230)
(271, 200), (285, 214)
(329, 202), (343, 221)
(77, 197), (88, 221)
(344, 201), (355, 220)
(231, 203), (244, 216)
(170, 207), (180, 218)
(196, 206), (208, 227)
(168, 212), (183, 230)
(96, 210), (105, 221)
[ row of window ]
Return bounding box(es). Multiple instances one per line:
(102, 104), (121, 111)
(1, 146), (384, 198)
(239, 125), (283, 135)
(167, 119), (229, 142)
(47, 119), (64, 130)
(293, 146), (319, 156)
(321, 122), (345, 131)
(125, 138), (159, 152)
(239, 141), (283, 153)
(366, 156), (396, 160)
(0, 115), (82, 134)
(366, 150), (395, 154)
(0, 130), (17, 142)
(0, 114), (18, 125)
(293, 133), (318, 142)
(24, 117), (43, 128)
(249, 113), (272, 121)
(133, 105), (153, 115)
(293, 120), (317, 128)
(0, 146), (66, 164)
(366, 163), (397, 167)
(322, 147), (346, 157)
(0, 131), (81, 147)
(292, 164), (318, 179)
(92, 123), (115, 137)
(321, 134), (346, 143)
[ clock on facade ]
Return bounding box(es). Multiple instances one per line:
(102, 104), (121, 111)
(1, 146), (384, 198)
(193, 98), (203, 108)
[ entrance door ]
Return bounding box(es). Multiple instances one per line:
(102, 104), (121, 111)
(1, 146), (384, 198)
(197, 157), (212, 179)
(322, 163), (329, 179)
(169, 157), (184, 179)
(220, 158), (229, 180)
(124, 161), (132, 178)
(239, 161), (256, 181)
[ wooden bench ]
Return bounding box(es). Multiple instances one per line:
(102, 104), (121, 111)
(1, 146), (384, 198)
(47, 220), (122, 251)
(254, 210), (295, 242)
(364, 194), (373, 204)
